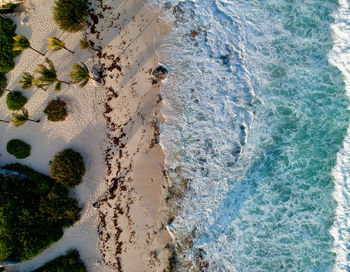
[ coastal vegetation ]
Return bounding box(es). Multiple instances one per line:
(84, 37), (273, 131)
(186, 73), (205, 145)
(44, 99), (68, 122)
(6, 139), (31, 159)
(0, 17), (17, 96)
(0, 3), (19, 14)
(79, 39), (89, 50)
(6, 91), (27, 110)
(53, 0), (88, 32)
(32, 250), (87, 272)
(0, 1), (95, 268)
(50, 149), (85, 188)
(68, 63), (91, 87)
(0, 109), (39, 126)
(18, 72), (35, 90)
(34, 58), (69, 92)
(0, 17), (16, 73)
(11, 108), (39, 127)
(13, 35), (45, 56)
(0, 73), (7, 96)
(0, 164), (81, 261)
(47, 37), (74, 54)
(18, 72), (48, 92)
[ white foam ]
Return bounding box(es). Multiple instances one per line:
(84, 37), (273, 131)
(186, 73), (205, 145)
(330, 1), (350, 271)
(155, 0), (346, 270)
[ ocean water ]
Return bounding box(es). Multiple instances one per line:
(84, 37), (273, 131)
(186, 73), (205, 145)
(147, 0), (350, 271)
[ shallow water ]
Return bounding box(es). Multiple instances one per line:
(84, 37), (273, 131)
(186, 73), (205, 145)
(147, 0), (350, 270)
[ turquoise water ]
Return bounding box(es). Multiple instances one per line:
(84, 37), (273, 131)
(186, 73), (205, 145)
(150, 0), (350, 270)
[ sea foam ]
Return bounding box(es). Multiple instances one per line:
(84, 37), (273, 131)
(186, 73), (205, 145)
(148, 0), (350, 270)
(330, 1), (350, 271)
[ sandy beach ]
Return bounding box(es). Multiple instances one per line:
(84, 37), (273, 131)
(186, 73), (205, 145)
(1, 0), (171, 271)
(87, 0), (172, 271)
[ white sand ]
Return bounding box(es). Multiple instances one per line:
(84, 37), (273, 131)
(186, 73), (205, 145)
(87, 0), (172, 271)
(2, 0), (171, 271)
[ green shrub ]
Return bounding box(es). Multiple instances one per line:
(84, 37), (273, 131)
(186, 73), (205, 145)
(44, 99), (68, 122)
(4, 163), (52, 194)
(0, 164), (81, 261)
(0, 72), (7, 97)
(53, 0), (88, 32)
(50, 149), (85, 188)
(0, 17), (16, 73)
(33, 250), (87, 272)
(6, 139), (31, 159)
(6, 91), (27, 110)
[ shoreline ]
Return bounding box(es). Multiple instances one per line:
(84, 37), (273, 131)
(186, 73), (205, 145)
(86, 0), (173, 270)
(329, 0), (350, 270)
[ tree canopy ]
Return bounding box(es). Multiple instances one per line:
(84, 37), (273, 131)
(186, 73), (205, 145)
(44, 99), (68, 122)
(6, 91), (27, 111)
(50, 149), (85, 188)
(0, 17), (17, 73)
(6, 139), (31, 159)
(0, 164), (81, 261)
(53, 0), (88, 33)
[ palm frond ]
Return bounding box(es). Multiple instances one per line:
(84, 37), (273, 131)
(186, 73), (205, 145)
(11, 108), (28, 127)
(34, 58), (58, 89)
(68, 63), (90, 87)
(13, 35), (30, 51)
(54, 82), (61, 92)
(18, 72), (34, 90)
(46, 58), (56, 71)
(47, 37), (65, 52)
(79, 39), (89, 49)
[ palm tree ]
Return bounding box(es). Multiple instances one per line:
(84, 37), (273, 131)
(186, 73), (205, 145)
(11, 108), (39, 127)
(18, 72), (34, 90)
(18, 72), (47, 91)
(68, 63), (94, 87)
(34, 58), (70, 92)
(13, 35), (45, 56)
(47, 37), (74, 54)
(79, 39), (89, 50)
